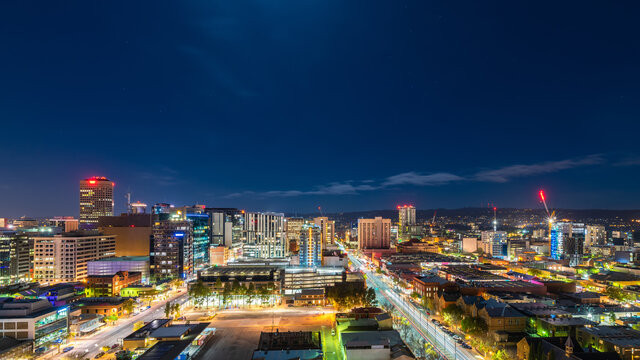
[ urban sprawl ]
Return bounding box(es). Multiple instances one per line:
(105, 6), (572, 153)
(2, 177), (640, 360)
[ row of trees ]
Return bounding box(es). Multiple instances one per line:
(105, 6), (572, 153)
(188, 279), (278, 308)
(164, 301), (181, 319)
(326, 282), (377, 311)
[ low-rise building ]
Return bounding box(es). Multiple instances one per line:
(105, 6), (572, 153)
(576, 326), (640, 360)
(252, 330), (323, 360)
(87, 256), (150, 283)
(411, 275), (449, 299)
(0, 298), (69, 353)
(86, 271), (142, 297)
(78, 297), (126, 319)
(293, 289), (326, 306)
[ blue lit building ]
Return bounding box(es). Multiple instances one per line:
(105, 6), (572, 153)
(299, 224), (321, 268)
(550, 226), (563, 260)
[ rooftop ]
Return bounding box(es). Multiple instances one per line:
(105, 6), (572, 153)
(91, 256), (150, 262)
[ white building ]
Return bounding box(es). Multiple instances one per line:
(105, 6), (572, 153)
(241, 212), (288, 258)
(33, 232), (116, 283)
(585, 225), (606, 247)
(481, 231), (507, 258)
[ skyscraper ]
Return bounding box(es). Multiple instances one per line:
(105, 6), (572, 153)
(481, 231), (507, 258)
(206, 208), (243, 248)
(550, 222), (585, 263)
(357, 217), (391, 250)
(241, 212), (287, 259)
(398, 205), (417, 240)
(312, 217), (335, 247)
(286, 217), (305, 253)
(0, 231), (33, 285)
(79, 177), (114, 229)
(299, 224), (321, 268)
(150, 219), (193, 280)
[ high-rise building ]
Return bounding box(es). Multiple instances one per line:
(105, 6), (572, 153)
(312, 217), (335, 247)
(33, 232), (116, 283)
(206, 208), (243, 248)
(481, 231), (507, 258)
(286, 217), (305, 254)
(79, 177), (114, 229)
(241, 212), (287, 259)
(0, 231), (33, 285)
(299, 224), (321, 268)
(150, 205), (211, 280)
(585, 225), (606, 247)
(398, 205), (416, 227)
(150, 219), (193, 280)
(550, 221), (585, 261)
(357, 217), (391, 250)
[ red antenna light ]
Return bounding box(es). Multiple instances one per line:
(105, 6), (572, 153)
(493, 207), (497, 211)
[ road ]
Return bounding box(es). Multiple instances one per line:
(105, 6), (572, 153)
(346, 249), (478, 360)
(59, 289), (189, 360)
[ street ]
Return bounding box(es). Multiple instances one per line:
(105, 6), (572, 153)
(59, 289), (189, 360)
(347, 250), (478, 360)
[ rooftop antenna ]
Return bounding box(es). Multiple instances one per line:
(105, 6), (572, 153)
(493, 206), (497, 232)
(126, 190), (132, 214)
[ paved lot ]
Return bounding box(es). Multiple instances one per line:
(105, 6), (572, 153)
(196, 307), (335, 360)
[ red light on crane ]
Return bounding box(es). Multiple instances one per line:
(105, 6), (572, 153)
(539, 190), (546, 202)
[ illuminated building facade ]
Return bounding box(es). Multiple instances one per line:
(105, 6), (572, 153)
(585, 225), (606, 247)
(285, 217), (305, 253)
(299, 224), (321, 268)
(206, 208), (243, 248)
(357, 217), (391, 250)
(550, 221), (585, 263)
(0, 231), (33, 285)
(33, 232), (116, 283)
(79, 177), (114, 229)
(241, 212), (287, 259)
(398, 205), (416, 240)
(481, 231), (507, 258)
(150, 219), (193, 280)
(312, 217), (335, 247)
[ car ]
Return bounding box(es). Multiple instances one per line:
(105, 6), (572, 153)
(63, 346), (74, 353)
(111, 344), (119, 349)
(287, 304), (294, 307)
(94, 352), (105, 359)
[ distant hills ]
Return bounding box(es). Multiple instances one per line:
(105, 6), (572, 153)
(290, 208), (640, 225)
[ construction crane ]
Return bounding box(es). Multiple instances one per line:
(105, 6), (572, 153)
(539, 190), (556, 251)
(317, 206), (324, 217)
(493, 206), (497, 232)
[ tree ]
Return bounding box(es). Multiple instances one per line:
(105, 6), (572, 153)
(604, 286), (629, 302)
(164, 302), (172, 318)
(247, 283), (256, 306)
(493, 349), (509, 360)
(441, 304), (464, 327)
(123, 298), (135, 316)
(172, 303), (181, 319)
(189, 280), (212, 308)
(364, 288), (377, 307)
(222, 283), (232, 307)
(527, 268), (542, 277)
(461, 316), (488, 335)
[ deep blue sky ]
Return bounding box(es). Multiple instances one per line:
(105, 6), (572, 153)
(1, 1), (640, 217)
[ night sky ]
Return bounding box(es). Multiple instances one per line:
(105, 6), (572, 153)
(1, 1), (640, 217)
